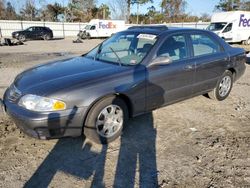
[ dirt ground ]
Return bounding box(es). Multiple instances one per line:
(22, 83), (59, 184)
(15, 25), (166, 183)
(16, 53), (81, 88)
(0, 38), (250, 188)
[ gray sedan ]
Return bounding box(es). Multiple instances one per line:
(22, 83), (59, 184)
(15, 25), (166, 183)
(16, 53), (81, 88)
(0, 26), (246, 144)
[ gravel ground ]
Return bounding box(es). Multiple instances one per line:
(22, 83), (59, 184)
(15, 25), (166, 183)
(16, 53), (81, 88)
(0, 39), (250, 188)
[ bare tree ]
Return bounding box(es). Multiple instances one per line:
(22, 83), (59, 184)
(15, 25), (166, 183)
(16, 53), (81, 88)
(20, 0), (38, 21)
(5, 1), (16, 20)
(161, 0), (187, 22)
(200, 13), (210, 22)
(0, 0), (5, 19)
(109, 0), (127, 20)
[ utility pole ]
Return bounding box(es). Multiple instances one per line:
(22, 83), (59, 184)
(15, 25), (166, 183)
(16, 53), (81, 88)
(103, 7), (106, 19)
(136, 2), (139, 24)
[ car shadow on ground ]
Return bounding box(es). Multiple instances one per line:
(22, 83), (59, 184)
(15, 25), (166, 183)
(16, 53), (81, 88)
(24, 64), (163, 187)
(24, 112), (158, 188)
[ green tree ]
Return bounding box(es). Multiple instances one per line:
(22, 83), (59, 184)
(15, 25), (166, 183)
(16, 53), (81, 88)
(243, 1), (250, 10)
(131, 0), (153, 23)
(215, 0), (241, 11)
(66, 0), (96, 22)
(46, 3), (64, 21)
(147, 5), (156, 23)
(98, 3), (110, 19)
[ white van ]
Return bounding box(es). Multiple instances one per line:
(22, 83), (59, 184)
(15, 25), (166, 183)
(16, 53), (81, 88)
(207, 11), (250, 45)
(78, 19), (126, 39)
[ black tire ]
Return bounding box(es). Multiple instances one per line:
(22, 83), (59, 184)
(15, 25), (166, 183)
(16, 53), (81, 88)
(84, 96), (128, 144)
(18, 35), (26, 42)
(86, 33), (91, 40)
(43, 34), (51, 40)
(208, 70), (233, 101)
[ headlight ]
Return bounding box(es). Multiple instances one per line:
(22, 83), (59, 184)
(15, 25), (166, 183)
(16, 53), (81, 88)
(18, 94), (66, 112)
(15, 33), (19, 36)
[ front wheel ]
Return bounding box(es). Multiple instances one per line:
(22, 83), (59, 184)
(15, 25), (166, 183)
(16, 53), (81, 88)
(208, 71), (233, 101)
(84, 96), (128, 144)
(18, 35), (26, 42)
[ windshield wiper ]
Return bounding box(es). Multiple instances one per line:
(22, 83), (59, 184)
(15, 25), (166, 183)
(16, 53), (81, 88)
(94, 43), (103, 61)
(109, 47), (122, 66)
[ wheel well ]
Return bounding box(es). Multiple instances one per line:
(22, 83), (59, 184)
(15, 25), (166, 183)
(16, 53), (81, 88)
(116, 93), (133, 118)
(227, 68), (236, 80)
(82, 93), (133, 130)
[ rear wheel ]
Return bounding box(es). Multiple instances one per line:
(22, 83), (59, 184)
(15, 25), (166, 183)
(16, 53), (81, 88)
(208, 70), (233, 101)
(86, 33), (91, 40)
(84, 96), (128, 144)
(43, 34), (52, 40)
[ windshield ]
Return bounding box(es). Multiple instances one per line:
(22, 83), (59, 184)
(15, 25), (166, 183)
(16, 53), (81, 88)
(207, 22), (227, 31)
(85, 32), (157, 65)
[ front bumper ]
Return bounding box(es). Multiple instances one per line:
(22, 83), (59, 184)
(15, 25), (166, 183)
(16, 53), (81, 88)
(1, 96), (88, 139)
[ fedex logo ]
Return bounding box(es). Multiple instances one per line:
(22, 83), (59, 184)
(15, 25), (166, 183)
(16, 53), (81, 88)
(239, 14), (250, 27)
(99, 22), (116, 29)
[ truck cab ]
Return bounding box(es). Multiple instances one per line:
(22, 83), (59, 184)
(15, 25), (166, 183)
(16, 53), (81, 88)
(207, 11), (250, 45)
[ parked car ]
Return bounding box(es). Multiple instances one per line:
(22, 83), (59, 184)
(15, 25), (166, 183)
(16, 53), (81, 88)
(1, 26), (246, 144)
(12, 26), (53, 42)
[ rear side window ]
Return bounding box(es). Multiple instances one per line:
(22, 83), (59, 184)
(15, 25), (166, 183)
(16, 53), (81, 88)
(157, 34), (188, 62)
(190, 34), (221, 57)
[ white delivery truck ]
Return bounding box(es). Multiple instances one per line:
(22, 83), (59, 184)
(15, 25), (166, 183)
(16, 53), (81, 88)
(77, 19), (126, 39)
(207, 11), (250, 45)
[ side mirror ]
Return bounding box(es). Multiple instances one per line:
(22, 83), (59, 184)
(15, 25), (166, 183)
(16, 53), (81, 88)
(150, 56), (172, 66)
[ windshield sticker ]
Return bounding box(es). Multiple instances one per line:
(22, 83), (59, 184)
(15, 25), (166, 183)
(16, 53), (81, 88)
(137, 34), (156, 40)
(130, 59), (137, 64)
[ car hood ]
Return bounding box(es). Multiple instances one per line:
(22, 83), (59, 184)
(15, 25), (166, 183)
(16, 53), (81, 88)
(12, 30), (24, 34)
(14, 56), (130, 95)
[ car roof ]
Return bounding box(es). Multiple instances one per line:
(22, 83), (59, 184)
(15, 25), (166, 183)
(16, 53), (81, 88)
(125, 26), (199, 36)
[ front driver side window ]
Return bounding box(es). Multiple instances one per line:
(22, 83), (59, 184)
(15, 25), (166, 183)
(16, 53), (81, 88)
(157, 34), (188, 62)
(222, 23), (232, 33)
(90, 26), (96, 30)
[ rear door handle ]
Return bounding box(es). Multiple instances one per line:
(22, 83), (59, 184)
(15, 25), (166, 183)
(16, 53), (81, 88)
(184, 65), (195, 70)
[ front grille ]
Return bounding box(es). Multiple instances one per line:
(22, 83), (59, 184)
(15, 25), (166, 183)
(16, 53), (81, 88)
(8, 85), (22, 102)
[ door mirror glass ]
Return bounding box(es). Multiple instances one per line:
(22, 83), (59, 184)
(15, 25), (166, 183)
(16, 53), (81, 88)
(150, 56), (172, 66)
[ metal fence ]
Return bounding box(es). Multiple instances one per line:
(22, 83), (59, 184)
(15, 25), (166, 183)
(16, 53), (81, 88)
(0, 20), (210, 38)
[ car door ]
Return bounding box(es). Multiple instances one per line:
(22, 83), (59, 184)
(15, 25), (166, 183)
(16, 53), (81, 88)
(24, 27), (34, 39)
(221, 23), (233, 41)
(26, 27), (37, 39)
(188, 32), (229, 94)
(146, 33), (195, 110)
(35, 27), (44, 39)
(89, 25), (98, 37)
